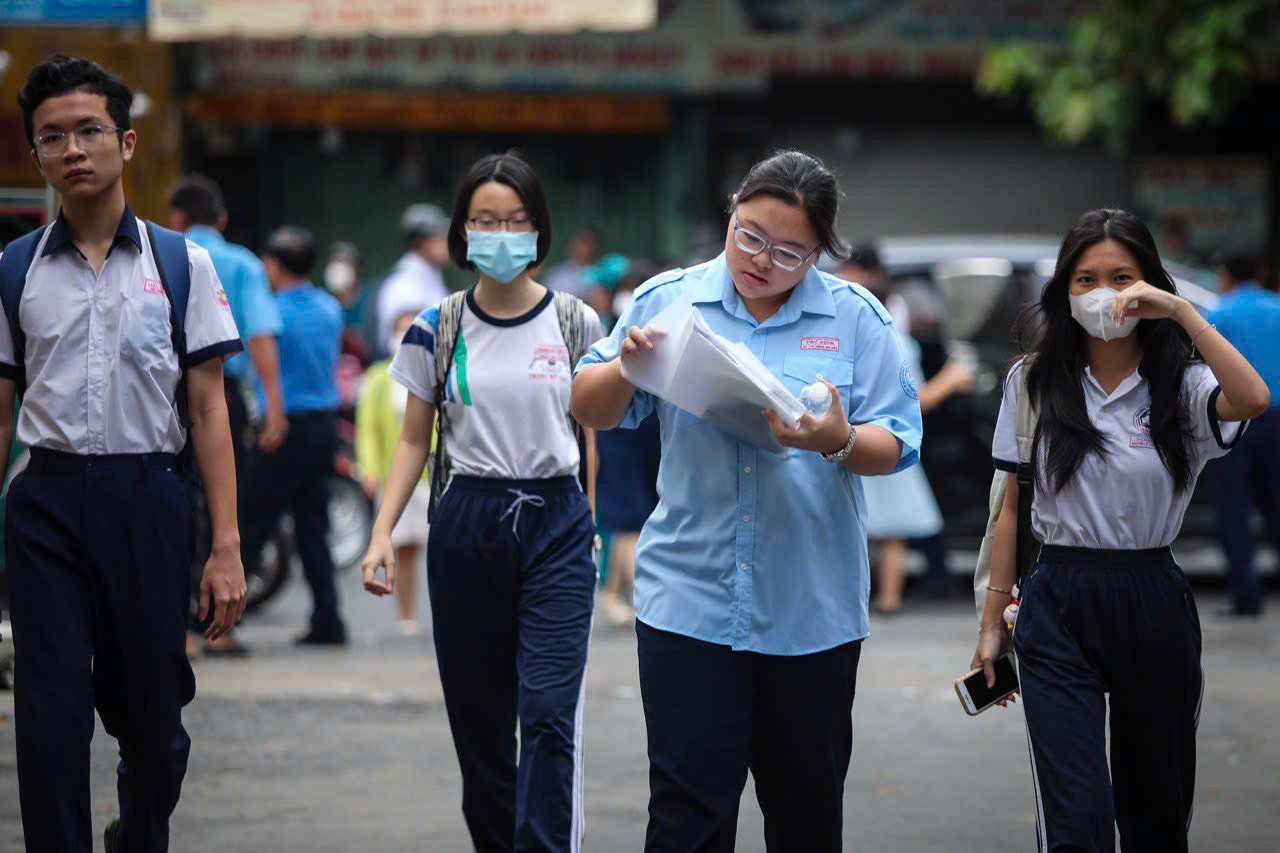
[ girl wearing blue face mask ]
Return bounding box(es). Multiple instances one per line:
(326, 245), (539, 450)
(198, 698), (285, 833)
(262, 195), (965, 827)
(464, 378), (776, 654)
(360, 151), (604, 851)
(972, 209), (1269, 852)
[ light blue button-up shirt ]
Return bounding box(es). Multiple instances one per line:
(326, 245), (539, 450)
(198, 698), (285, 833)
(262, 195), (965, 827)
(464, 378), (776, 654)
(184, 226), (282, 382)
(577, 253), (923, 654)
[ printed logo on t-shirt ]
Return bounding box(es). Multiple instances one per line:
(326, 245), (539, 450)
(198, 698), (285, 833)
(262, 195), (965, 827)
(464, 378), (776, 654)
(143, 278), (164, 296)
(529, 343), (571, 382)
(801, 336), (841, 353)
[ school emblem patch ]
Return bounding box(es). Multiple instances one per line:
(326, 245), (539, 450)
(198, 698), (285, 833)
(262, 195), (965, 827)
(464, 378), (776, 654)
(1131, 405), (1154, 448)
(900, 361), (918, 400)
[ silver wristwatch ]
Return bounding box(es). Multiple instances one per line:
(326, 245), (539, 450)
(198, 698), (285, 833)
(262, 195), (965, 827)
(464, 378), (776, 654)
(820, 425), (857, 463)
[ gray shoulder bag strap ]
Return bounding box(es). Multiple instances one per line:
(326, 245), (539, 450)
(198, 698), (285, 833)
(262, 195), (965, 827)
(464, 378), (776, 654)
(427, 291), (468, 521)
(973, 366), (1038, 622)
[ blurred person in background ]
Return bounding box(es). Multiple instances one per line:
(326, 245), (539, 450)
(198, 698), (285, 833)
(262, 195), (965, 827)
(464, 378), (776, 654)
(324, 240), (374, 365)
(243, 226), (348, 645)
(356, 309), (433, 635)
(584, 252), (632, 331)
(545, 225), (601, 299)
(841, 243), (970, 604)
(376, 202), (451, 358)
(1206, 251), (1280, 617)
(169, 174), (287, 658)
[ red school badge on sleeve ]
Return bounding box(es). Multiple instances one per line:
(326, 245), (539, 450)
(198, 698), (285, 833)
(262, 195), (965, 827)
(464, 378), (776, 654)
(215, 284), (231, 310)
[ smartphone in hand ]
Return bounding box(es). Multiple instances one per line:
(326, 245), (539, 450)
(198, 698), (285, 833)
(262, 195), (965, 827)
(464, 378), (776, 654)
(955, 654), (1019, 715)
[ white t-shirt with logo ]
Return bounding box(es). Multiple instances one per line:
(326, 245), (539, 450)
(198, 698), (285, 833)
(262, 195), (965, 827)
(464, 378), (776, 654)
(389, 288), (603, 480)
(993, 359), (1246, 549)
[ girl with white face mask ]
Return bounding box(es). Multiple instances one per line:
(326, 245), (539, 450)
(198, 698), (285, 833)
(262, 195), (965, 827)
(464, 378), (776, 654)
(359, 152), (604, 851)
(972, 208), (1269, 852)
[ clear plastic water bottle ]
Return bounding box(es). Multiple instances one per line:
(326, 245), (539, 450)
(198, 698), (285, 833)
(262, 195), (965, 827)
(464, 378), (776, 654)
(800, 374), (832, 417)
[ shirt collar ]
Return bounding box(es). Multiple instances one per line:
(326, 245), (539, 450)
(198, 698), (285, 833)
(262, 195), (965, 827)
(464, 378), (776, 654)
(1083, 364), (1145, 404)
(184, 224), (226, 249)
(688, 253), (837, 324)
(42, 204), (142, 257)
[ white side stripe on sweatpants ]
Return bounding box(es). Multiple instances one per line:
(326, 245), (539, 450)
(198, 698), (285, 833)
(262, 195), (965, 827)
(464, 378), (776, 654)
(570, 615), (592, 853)
(1014, 651), (1049, 853)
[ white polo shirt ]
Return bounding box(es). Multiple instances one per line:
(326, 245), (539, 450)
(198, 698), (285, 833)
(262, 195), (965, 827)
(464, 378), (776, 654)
(0, 207), (242, 455)
(994, 358), (1246, 549)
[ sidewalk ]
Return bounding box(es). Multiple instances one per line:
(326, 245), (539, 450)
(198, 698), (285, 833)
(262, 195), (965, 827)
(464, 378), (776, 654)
(1, 566), (1277, 851)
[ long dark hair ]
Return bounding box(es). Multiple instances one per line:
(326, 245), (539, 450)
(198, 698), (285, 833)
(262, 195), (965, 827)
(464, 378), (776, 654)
(730, 150), (848, 261)
(1021, 208), (1197, 493)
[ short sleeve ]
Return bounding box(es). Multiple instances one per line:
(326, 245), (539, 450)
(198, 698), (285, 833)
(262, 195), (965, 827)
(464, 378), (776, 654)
(184, 243), (244, 367)
(1184, 362), (1247, 461)
(236, 257), (283, 341)
(845, 308), (923, 472)
(388, 307), (439, 404)
(0, 253), (17, 380)
(992, 359), (1025, 472)
(574, 291), (658, 429)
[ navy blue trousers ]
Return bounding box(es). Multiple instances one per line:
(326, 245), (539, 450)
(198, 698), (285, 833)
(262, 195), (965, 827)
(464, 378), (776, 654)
(427, 475), (596, 853)
(240, 411), (345, 638)
(1209, 408), (1280, 613)
(6, 450), (196, 853)
(1014, 546), (1203, 853)
(636, 621), (862, 853)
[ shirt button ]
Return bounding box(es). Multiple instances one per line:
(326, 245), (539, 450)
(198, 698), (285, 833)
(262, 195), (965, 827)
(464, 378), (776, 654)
(743, 466), (752, 474)
(739, 562), (749, 571)
(743, 515), (751, 523)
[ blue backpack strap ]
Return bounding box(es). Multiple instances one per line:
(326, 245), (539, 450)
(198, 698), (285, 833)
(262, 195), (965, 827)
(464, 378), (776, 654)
(0, 226), (48, 394)
(143, 221), (194, 461)
(144, 221), (191, 349)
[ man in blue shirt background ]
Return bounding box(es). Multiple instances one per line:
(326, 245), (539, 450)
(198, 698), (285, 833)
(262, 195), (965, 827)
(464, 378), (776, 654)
(170, 176), (288, 656)
(242, 226), (347, 644)
(1208, 252), (1280, 617)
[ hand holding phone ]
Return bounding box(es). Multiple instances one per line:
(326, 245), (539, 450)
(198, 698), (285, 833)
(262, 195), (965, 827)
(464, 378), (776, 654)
(955, 654), (1019, 715)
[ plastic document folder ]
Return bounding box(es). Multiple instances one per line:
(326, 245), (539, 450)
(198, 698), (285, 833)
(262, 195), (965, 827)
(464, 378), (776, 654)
(619, 296), (806, 452)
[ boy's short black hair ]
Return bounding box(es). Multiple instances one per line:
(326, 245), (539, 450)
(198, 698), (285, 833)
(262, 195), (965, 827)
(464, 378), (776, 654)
(17, 54), (133, 148)
(1219, 252), (1258, 284)
(447, 151), (552, 271)
(265, 226), (317, 278)
(843, 243), (882, 273)
(169, 175), (226, 227)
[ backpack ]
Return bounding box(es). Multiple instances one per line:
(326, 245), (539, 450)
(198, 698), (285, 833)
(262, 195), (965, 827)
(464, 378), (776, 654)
(427, 290), (589, 520)
(973, 363), (1039, 622)
(0, 221), (194, 444)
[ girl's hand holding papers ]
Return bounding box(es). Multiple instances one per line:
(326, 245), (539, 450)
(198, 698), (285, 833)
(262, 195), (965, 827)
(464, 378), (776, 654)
(619, 325), (667, 368)
(762, 379), (851, 455)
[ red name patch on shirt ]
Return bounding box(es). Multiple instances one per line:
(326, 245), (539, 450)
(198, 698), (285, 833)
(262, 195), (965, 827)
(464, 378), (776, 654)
(800, 336), (840, 353)
(143, 278), (164, 296)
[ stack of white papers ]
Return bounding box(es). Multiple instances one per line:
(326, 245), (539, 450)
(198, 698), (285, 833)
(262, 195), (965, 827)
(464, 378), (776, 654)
(619, 296), (806, 452)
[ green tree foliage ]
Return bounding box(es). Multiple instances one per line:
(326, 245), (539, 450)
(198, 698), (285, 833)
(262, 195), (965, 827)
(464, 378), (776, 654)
(977, 1), (1276, 151)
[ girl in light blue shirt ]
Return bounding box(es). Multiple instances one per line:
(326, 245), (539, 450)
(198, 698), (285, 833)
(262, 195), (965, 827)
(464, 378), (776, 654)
(573, 150), (922, 851)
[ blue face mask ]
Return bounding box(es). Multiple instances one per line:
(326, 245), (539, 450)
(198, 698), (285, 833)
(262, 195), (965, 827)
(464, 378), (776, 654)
(466, 230), (539, 283)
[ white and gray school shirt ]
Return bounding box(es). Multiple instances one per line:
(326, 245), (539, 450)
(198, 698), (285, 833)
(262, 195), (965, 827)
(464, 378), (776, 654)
(389, 289), (604, 480)
(993, 359), (1245, 549)
(0, 209), (242, 455)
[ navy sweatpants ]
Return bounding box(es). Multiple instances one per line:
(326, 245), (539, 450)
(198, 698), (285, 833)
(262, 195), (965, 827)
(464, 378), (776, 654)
(427, 475), (596, 853)
(636, 621), (862, 853)
(1014, 546), (1203, 853)
(6, 450), (196, 853)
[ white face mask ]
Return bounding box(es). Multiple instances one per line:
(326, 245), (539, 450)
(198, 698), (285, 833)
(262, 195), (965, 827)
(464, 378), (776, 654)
(1068, 287), (1140, 341)
(324, 261), (357, 295)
